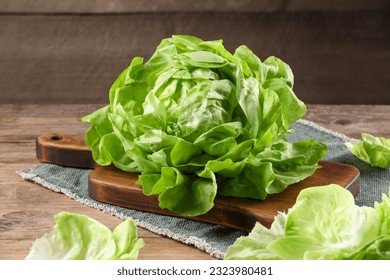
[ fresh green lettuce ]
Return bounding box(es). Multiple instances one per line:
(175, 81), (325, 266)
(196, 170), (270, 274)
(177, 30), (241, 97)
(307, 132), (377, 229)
(83, 35), (327, 216)
(346, 133), (390, 169)
(26, 212), (144, 260)
(225, 184), (390, 260)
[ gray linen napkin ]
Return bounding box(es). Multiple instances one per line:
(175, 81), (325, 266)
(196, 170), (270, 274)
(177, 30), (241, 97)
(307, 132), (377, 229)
(17, 119), (390, 259)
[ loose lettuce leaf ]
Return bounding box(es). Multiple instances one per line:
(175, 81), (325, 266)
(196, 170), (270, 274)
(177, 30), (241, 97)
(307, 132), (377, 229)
(83, 35), (327, 216)
(225, 185), (390, 260)
(346, 133), (390, 169)
(26, 212), (144, 260)
(223, 213), (287, 260)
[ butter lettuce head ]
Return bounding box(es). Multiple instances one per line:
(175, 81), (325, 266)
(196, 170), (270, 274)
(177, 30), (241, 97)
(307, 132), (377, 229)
(83, 35), (327, 216)
(26, 212), (144, 260)
(346, 133), (390, 169)
(225, 185), (390, 260)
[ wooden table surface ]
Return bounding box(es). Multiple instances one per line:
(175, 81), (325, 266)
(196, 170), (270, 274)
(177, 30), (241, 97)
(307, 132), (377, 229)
(1, 104), (389, 260)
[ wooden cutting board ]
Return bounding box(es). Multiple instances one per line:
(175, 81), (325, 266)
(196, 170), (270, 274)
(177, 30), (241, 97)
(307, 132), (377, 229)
(36, 133), (360, 232)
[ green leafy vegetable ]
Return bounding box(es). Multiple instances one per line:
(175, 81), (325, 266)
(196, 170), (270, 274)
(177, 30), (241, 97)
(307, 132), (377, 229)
(346, 133), (390, 169)
(26, 212), (144, 260)
(83, 35), (327, 216)
(225, 184), (390, 260)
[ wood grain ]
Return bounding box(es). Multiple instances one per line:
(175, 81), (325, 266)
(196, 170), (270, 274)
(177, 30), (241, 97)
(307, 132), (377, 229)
(36, 133), (95, 169)
(0, 0), (387, 13)
(0, 104), (389, 260)
(305, 104), (390, 139)
(0, 10), (389, 104)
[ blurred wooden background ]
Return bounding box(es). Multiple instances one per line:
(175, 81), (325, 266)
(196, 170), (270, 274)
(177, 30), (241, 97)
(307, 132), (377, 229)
(0, 0), (389, 104)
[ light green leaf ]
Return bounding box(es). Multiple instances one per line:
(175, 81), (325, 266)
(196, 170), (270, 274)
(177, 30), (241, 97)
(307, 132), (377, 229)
(225, 213), (286, 260)
(179, 51), (228, 68)
(346, 133), (390, 169)
(26, 212), (144, 260)
(225, 185), (390, 260)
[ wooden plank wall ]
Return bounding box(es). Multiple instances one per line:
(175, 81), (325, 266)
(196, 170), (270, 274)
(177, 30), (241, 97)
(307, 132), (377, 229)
(0, 0), (389, 104)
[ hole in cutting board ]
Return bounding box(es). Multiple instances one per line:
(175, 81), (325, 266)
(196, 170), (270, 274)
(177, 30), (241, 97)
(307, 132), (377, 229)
(50, 135), (63, 141)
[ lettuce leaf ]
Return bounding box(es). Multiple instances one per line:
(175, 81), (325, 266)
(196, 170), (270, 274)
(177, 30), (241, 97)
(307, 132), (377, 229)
(26, 212), (144, 260)
(83, 35), (327, 216)
(346, 133), (390, 169)
(225, 185), (390, 260)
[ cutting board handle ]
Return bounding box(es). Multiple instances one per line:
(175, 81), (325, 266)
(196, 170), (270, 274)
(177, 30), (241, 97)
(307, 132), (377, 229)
(36, 133), (95, 169)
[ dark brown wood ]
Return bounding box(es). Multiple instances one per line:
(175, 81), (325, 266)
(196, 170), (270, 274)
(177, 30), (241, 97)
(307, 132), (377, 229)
(36, 133), (96, 169)
(0, 10), (389, 105)
(1, 0), (386, 13)
(36, 132), (360, 232)
(88, 161), (359, 232)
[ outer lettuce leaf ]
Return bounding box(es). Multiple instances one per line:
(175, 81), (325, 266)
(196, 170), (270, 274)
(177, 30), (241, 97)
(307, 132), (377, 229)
(225, 185), (390, 260)
(346, 133), (390, 169)
(139, 166), (217, 216)
(214, 140), (327, 199)
(83, 35), (327, 216)
(223, 213), (286, 260)
(26, 212), (144, 260)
